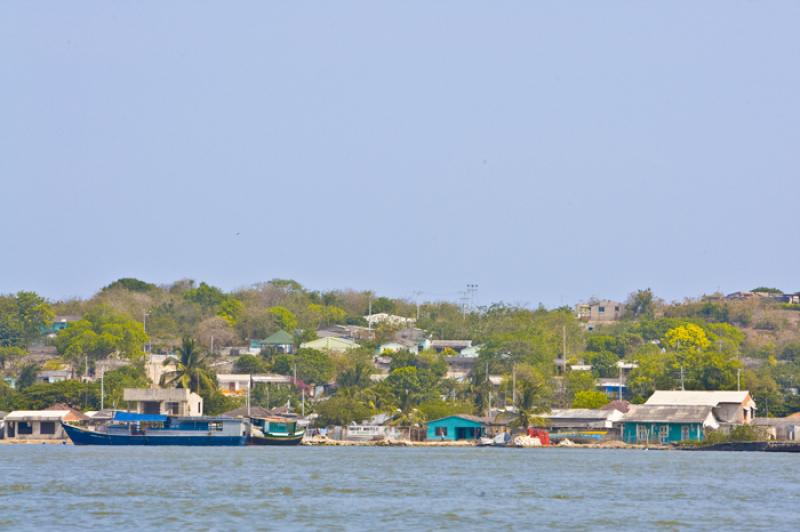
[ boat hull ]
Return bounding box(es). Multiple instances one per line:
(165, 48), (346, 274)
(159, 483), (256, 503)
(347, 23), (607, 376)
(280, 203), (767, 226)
(248, 433), (304, 446)
(63, 423), (247, 446)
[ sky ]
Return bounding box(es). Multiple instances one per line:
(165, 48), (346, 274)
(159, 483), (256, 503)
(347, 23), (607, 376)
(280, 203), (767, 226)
(1, 2), (799, 308)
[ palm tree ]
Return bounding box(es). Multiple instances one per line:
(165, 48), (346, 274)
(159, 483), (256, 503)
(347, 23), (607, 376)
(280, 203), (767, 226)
(160, 337), (215, 395)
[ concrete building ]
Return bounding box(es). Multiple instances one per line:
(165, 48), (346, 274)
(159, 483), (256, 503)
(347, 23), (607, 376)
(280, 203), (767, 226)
(644, 390), (756, 425)
(3, 406), (87, 441)
(123, 388), (203, 417)
(540, 408), (625, 442)
(575, 300), (625, 330)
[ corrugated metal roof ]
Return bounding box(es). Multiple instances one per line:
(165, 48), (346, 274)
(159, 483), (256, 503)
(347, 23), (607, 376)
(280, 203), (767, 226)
(622, 405), (717, 425)
(645, 390), (751, 406)
(546, 409), (618, 420)
(5, 410), (71, 421)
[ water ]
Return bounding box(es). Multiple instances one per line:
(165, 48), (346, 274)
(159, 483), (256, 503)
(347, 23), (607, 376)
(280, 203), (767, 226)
(1, 446), (798, 530)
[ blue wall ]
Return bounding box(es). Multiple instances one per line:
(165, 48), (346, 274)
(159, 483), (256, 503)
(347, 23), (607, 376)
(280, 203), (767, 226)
(622, 422), (704, 444)
(426, 416), (485, 441)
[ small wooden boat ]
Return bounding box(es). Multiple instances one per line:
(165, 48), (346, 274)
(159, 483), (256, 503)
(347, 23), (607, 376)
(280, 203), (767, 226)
(248, 416), (305, 446)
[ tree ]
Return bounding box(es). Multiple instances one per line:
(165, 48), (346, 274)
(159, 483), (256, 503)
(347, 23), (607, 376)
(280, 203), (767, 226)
(102, 278), (157, 293)
(183, 282), (226, 310)
(55, 307), (148, 365)
(267, 306), (298, 332)
(271, 349), (334, 385)
(371, 297), (396, 315)
(565, 370), (596, 404)
(0, 381), (21, 411)
(572, 390), (610, 409)
(16, 363), (40, 391)
(314, 395), (371, 426)
(0, 291), (54, 346)
(585, 350), (619, 378)
(624, 289), (656, 320)
(160, 337), (215, 395)
(234, 354), (270, 374)
(511, 364), (552, 428)
(0, 346), (25, 369)
(196, 316), (237, 353)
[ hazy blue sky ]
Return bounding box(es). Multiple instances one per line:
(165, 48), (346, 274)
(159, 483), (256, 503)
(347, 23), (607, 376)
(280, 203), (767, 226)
(1, 2), (798, 307)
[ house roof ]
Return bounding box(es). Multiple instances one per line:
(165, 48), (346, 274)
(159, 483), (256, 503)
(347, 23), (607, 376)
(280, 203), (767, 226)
(428, 414), (487, 425)
(645, 390), (752, 407)
(545, 409), (620, 421)
(262, 330), (294, 345)
(431, 340), (473, 349)
(300, 336), (359, 352)
(622, 405), (718, 426)
(5, 410), (72, 421)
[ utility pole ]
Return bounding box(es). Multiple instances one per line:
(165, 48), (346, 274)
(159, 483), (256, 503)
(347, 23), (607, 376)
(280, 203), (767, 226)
(367, 295), (373, 330)
(512, 364), (517, 408)
(466, 284), (479, 310)
(412, 290), (423, 321)
(247, 374), (251, 417)
(143, 311), (150, 354)
(680, 365), (685, 391)
(302, 387), (305, 418)
(737, 369), (741, 392)
(618, 363), (623, 401)
(100, 372), (104, 411)
(459, 291), (469, 320)
(210, 336), (214, 356)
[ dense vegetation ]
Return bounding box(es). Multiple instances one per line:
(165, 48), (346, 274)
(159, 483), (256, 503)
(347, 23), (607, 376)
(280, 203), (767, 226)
(2, 280), (800, 420)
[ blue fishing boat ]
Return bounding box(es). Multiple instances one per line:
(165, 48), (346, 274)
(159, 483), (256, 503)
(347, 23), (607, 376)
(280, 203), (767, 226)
(62, 411), (248, 446)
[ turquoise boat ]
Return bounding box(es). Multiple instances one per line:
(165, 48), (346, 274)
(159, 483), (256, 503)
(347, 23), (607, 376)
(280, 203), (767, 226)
(248, 416), (305, 446)
(62, 411), (248, 446)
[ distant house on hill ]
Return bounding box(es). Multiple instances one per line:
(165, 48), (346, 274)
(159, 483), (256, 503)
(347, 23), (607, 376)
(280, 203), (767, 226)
(123, 388), (203, 417)
(249, 330), (295, 355)
(300, 336), (359, 353)
(575, 300), (624, 329)
(364, 313), (415, 328)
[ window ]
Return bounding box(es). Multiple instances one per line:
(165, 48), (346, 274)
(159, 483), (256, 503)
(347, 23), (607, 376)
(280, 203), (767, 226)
(18, 422), (33, 435)
(435, 427), (448, 437)
(167, 402), (180, 415)
(598, 306), (606, 313)
(40, 422), (56, 435)
(636, 425), (648, 442)
(659, 425), (669, 442)
(208, 422), (223, 431)
(614, 306), (620, 312)
(681, 426), (690, 441)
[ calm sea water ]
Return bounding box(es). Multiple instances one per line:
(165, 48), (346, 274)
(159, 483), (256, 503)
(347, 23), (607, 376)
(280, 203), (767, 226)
(1, 446), (798, 530)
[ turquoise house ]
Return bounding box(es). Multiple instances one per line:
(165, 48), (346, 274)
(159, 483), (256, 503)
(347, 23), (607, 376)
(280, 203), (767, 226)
(621, 405), (718, 444)
(426, 415), (487, 441)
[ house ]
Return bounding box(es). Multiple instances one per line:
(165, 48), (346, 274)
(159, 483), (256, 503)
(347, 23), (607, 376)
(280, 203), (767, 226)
(249, 330), (295, 355)
(3, 405), (88, 441)
(540, 408), (625, 442)
(445, 355), (478, 380)
(597, 378), (627, 399)
(144, 354), (176, 386)
(316, 324), (375, 341)
(644, 390), (756, 425)
(37, 370), (72, 384)
(576, 300), (624, 323)
(217, 374), (252, 396)
(300, 336), (359, 353)
(428, 340), (473, 354)
(426, 415), (487, 441)
(621, 405), (719, 444)
(123, 388), (203, 417)
(753, 417), (800, 441)
(376, 340), (419, 355)
(43, 315), (80, 337)
(364, 313), (416, 328)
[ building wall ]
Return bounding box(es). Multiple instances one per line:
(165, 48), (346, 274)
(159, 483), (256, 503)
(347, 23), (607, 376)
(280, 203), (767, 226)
(622, 422), (704, 444)
(5, 420), (67, 440)
(426, 417), (484, 441)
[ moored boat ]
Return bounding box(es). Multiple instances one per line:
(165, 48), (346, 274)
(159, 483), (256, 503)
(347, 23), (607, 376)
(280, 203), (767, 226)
(62, 411), (248, 446)
(248, 416), (305, 446)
